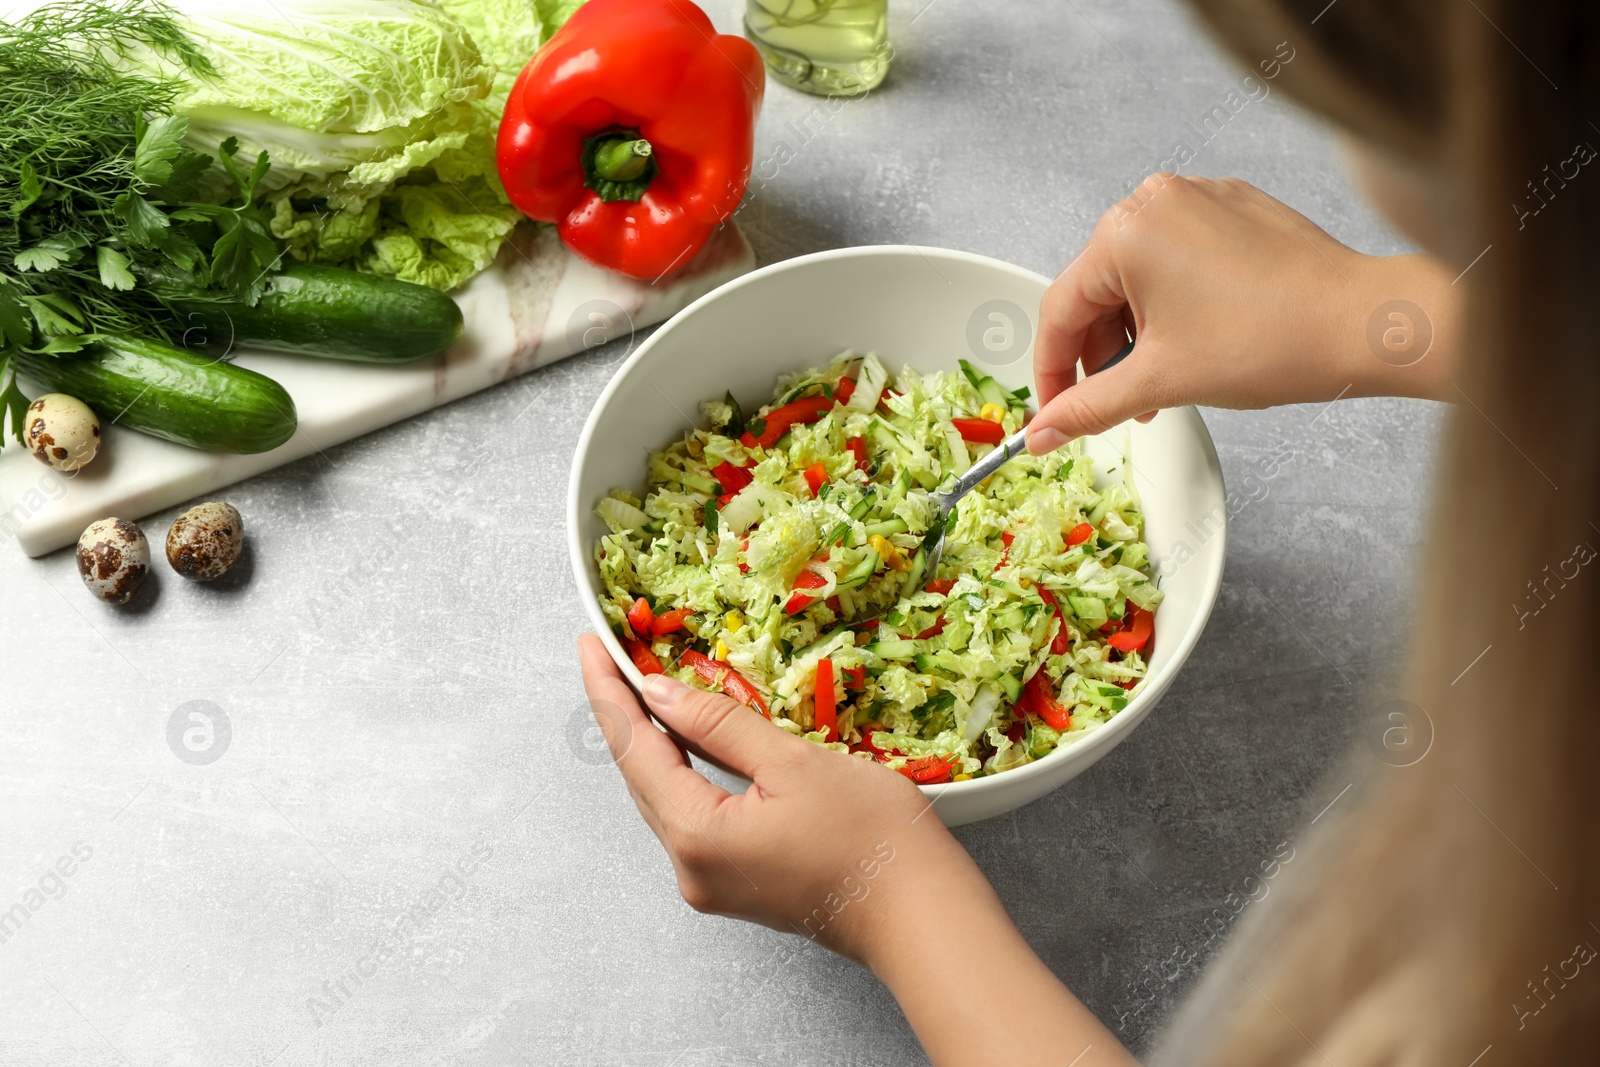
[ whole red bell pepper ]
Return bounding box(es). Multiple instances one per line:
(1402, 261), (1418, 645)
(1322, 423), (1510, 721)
(497, 0), (764, 279)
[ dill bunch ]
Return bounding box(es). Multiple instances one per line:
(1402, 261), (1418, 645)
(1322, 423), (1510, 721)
(0, 0), (284, 441)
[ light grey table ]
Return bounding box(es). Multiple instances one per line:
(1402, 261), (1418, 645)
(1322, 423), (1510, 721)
(0, 2), (1438, 1064)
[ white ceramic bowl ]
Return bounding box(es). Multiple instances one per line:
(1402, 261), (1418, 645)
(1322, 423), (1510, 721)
(569, 246), (1226, 825)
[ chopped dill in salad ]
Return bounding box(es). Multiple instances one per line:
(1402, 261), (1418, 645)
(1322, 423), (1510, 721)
(594, 352), (1161, 783)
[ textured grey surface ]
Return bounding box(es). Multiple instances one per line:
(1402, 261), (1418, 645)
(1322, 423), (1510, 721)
(0, 2), (1442, 1064)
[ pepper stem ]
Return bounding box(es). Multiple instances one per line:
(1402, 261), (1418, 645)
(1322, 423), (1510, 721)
(591, 137), (653, 183)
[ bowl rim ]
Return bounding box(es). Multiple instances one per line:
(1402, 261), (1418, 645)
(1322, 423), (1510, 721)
(567, 243), (1226, 796)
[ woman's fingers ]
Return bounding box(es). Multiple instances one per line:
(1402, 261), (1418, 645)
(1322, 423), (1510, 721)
(1025, 353), (1158, 454)
(1035, 232), (1131, 405)
(640, 674), (810, 782)
(577, 635), (727, 825)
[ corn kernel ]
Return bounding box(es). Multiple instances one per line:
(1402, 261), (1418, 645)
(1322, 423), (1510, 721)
(978, 403), (1005, 423)
(952, 773), (973, 781)
(870, 535), (911, 572)
(714, 639), (730, 660)
(724, 610), (744, 633)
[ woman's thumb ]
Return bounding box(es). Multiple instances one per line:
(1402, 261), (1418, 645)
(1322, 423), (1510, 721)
(1026, 354), (1151, 454)
(642, 674), (804, 777)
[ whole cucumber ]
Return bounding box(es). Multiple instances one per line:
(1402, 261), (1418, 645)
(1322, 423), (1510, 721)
(171, 264), (464, 363)
(16, 336), (296, 454)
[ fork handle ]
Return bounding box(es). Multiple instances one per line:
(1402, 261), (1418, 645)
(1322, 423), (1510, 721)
(938, 338), (1134, 508)
(940, 428), (1030, 507)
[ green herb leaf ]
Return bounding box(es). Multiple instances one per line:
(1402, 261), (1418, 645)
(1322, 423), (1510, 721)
(14, 247), (66, 272)
(23, 293), (85, 336)
(33, 334), (90, 354)
(14, 160), (41, 217)
(151, 151), (213, 202)
(112, 192), (170, 247)
(0, 284), (31, 348)
(96, 245), (136, 290)
(723, 390), (745, 437)
(14, 233), (88, 272)
(134, 114), (188, 186)
(158, 228), (201, 272)
(0, 357), (30, 445)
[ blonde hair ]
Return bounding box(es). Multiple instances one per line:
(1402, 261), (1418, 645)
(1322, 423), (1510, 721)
(1150, 0), (1600, 1063)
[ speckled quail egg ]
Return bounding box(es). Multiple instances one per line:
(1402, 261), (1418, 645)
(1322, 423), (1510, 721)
(165, 501), (244, 581)
(25, 393), (100, 472)
(76, 518), (150, 605)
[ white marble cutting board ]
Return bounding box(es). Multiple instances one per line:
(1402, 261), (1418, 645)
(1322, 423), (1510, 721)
(0, 223), (754, 558)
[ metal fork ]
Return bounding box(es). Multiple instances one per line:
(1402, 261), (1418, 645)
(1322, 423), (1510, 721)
(862, 339), (1134, 619)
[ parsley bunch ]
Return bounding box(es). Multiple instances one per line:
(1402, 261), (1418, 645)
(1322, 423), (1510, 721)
(0, 1), (284, 441)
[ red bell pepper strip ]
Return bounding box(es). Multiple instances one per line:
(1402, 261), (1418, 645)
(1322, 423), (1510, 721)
(804, 462), (829, 497)
(1065, 522), (1096, 547)
(740, 395), (833, 450)
(834, 377), (856, 405)
(844, 665), (866, 690)
(1108, 604), (1154, 653)
(898, 755), (958, 784)
(626, 596), (655, 637)
(497, 0), (764, 280)
(813, 658), (838, 742)
(952, 417), (1005, 445)
(651, 607), (695, 637)
(680, 649), (769, 716)
(623, 636), (664, 676)
(784, 570), (829, 615)
(712, 461), (752, 497)
(994, 529), (1014, 571)
(1037, 588), (1071, 654)
(849, 723), (886, 757)
(855, 723), (906, 759)
(914, 616), (947, 640)
(846, 435), (869, 473)
(1022, 671), (1071, 731)
(924, 578), (956, 595)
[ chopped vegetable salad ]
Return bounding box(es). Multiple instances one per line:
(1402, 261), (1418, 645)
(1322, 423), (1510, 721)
(595, 353), (1162, 782)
